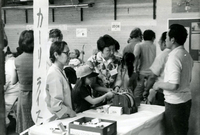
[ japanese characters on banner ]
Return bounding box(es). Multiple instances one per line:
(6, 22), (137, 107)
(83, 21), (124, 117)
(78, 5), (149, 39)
(31, 0), (52, 124)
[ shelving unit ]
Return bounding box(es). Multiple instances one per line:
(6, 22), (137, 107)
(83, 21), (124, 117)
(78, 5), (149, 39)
(2, 2), (95, 23)
(1, 0), (156, 24)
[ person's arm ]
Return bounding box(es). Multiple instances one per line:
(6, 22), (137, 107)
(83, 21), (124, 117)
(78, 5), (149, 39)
(84, 92), (114, 105)
(91, 84), (112, 92)
(143, 73), (157, 98)
(47, 74), (76, 118)
(144, 51), (169, 97)
(133, 44), (141, 72)
(153, 55), (181, 91)
(113, 66), (122, 92)
(91, 78), (112, 92)
(146, 74), (157, 91)
(10, 60), (18, 85)
(114, 70), (122, 88)
(153, 81), (179, 91)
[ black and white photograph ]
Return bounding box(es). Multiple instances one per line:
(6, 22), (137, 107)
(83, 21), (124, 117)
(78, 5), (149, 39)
(0, 0), (199, 135)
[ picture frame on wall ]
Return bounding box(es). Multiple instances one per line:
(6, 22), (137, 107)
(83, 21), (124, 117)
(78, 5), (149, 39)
(172, 0), (200, 13)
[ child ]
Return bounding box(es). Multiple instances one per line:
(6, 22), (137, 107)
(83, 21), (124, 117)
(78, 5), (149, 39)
(69, 49), (83, 68)
(72, 65), (114, 113)
(114, 52), (138, 95)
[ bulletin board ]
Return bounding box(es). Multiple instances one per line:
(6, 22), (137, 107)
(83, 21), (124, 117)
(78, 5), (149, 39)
(168, 18), (200, 62)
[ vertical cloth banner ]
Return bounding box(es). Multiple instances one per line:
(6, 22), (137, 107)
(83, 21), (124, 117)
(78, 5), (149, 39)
(31, 0), (52, 124)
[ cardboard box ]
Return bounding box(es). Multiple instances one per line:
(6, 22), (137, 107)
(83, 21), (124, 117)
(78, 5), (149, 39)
(69, 117), (117, 135)
(108, 106), (122, 115)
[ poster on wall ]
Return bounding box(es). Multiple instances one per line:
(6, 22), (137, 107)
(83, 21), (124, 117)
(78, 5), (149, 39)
(191, 22), (200, 50)
(76, 28), (87, 37)
(168, 18), (200, 62)
(111, 22), (121, 31)
(172, 0), (200, 13)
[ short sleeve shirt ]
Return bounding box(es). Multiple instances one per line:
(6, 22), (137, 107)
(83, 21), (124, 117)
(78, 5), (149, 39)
(123, 40), (140, 55)
(72, 84), (92, 113)
(134, 41), (156, 72)
(164, 46), (193, 104)
(149, 48), (171, 82)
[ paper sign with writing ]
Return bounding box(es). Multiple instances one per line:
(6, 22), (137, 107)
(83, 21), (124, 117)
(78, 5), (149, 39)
(111, 22), (121, 31)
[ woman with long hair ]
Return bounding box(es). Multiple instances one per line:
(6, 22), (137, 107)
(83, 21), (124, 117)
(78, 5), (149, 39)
(113, 52), (138, 95)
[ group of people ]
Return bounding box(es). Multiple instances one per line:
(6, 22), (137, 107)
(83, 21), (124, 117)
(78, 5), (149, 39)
(3, 23), (193, 135)
(4, 30), (35, 134)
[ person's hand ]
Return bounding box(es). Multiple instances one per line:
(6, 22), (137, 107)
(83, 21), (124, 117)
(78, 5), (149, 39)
(69, 109), (76, 118)
(106, 91), (114, 99)
(143, 90), (149, 99)
(153, 82), (160, 91)
(113, 86), (120, 93)
(109, 77), (115, 83)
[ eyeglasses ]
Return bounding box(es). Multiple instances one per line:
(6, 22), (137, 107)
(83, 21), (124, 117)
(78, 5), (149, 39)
(62, 51), (69, 56)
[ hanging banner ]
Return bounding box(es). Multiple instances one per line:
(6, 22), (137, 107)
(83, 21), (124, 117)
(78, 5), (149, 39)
(32, 0), (52, 124)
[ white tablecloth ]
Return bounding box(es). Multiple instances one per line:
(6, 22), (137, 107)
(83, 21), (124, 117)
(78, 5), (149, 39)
(29, 104), (165, 135)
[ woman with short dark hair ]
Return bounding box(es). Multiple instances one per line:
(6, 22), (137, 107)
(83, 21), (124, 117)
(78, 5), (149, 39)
(45, 41), (76, 119)
(87, 35), (120, 89)
(18, 30), (34, 53)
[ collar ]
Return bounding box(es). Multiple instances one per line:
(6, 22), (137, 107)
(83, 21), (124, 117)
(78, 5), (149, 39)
(168, 46), (184, 57)
(164, 48), (171, 52)
(52, 64), (69, 81)
(143, 40), (154, 44)
(96, 52), (114, 66)
(52, 63), (63, 73)
(129, 38), (140, 43)
(96, 52), (106, 62)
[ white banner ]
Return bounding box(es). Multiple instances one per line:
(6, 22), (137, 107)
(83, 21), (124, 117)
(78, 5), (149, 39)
(31, 0), (52, 124)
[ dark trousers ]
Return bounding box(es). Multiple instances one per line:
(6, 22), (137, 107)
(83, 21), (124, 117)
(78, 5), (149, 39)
(164, 100), (191, 135)
(154, 92), (165, 106)
(134, 74), (145, 101)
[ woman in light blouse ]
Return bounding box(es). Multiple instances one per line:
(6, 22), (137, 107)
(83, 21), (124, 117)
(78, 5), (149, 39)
(45, 41), (76, 119)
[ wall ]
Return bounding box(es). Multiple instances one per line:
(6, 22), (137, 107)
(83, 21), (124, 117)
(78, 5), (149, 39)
(3, 0), (156, 60)
(157, 1), (200, 135)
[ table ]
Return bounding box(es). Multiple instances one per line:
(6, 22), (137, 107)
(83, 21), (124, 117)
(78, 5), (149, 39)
(28, 104), (165, 135)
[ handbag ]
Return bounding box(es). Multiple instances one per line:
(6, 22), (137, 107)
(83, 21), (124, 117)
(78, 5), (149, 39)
(111, 92), (138, 114)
